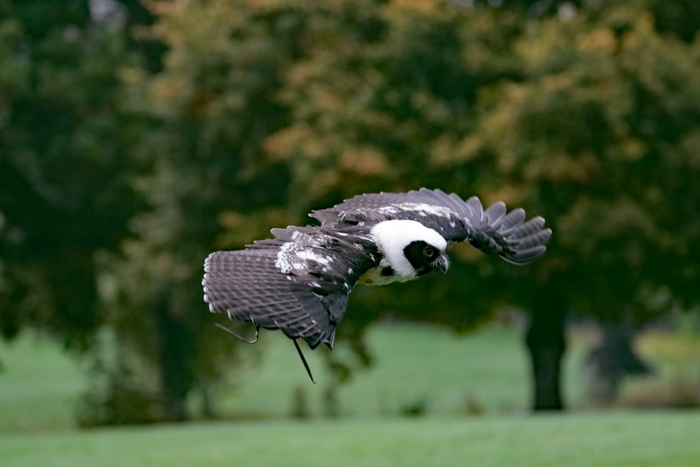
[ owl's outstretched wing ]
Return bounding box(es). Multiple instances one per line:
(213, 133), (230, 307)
(202, 226), (379, 350)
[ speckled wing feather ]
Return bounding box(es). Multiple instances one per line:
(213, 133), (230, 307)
(202, 227), (379, 349)
(312, 188), (551, 264)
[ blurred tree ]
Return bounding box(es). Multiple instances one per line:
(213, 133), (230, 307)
(96, 0), (309, 421)
(92, 0), (700, 418)
(261, 0), (531, 384)
(3, 0), (699, 423)
(462, 2), (700, 409)
(0, 0), (142, 348)
(584, 320), (654, 406)
(103, 0), (530, 418)
(0, 0), (169, 423)
(251, 0), (700, 411)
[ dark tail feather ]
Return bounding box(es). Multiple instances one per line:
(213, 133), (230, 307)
(293, 339), (316, 384)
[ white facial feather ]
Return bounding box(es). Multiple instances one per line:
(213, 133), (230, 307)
(370, 220), (447, 277)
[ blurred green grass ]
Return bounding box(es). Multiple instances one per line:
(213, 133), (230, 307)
(0, 335), (87, 432)
(1, 324), (699, 466)
(5, 323), (562, 431)
(221, 323), (588, 419)
(1, 413), (699, 466)
(4, 323), (699, 432)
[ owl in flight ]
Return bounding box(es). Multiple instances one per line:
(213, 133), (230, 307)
(203, 188), (551, 381)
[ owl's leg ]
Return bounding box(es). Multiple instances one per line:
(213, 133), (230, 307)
(215, 323), (260, 344)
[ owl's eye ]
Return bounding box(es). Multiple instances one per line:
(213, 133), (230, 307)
(424, 246), (436, 258)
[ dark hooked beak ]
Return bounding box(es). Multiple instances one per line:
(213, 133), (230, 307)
(434, 254), (450, 274)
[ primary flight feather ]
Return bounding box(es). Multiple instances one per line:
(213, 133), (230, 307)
(202, 188), (552, 380)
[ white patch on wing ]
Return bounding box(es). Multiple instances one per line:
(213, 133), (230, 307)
(275, 242), (297, 273)
(296, 250), (333, 265)
(376, 206), (400, 215)
(396, 203), (455, 218)
(275, 233), (336, 275)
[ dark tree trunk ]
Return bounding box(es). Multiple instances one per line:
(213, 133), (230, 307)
(525, 293), (567, 412)
(584, 321), (654, 406)
(198, 384), (216, 419)
(154, 303), (194, 422)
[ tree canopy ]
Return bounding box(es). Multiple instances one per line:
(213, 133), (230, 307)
(1, 0), (699, 422)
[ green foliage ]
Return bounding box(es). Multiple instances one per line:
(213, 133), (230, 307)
(0, 1), (142, 346)
(464, 3), (700, 318)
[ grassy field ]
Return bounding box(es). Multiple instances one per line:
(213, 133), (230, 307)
(0, 323), (588, 430)
(2, 323), (699, 427)
(1, 323), (699, 466)
(1, 412), (699, 466)
(0, 335), (87, 432)
(219, 324), (574, 419)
